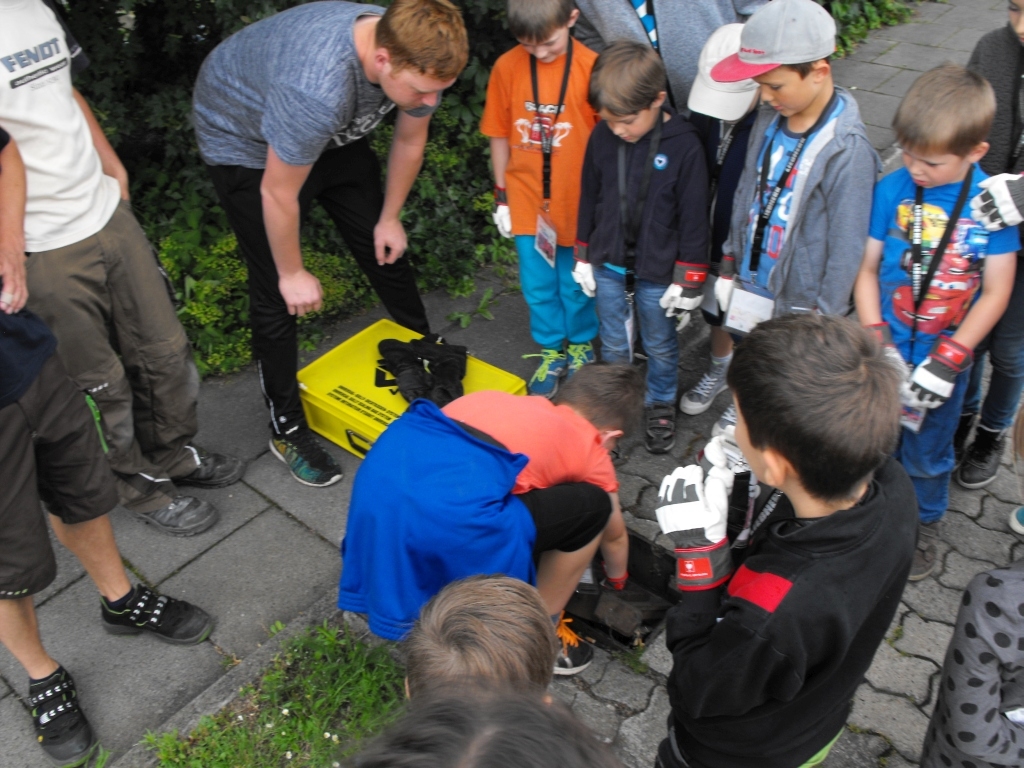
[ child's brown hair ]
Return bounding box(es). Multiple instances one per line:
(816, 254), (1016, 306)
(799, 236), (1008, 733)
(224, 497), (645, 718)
(507, 0), (575, 43)
(893, 63), (996, 157)
(588, 40), (667, 117)
(404, 575), (558, 696)
(375, 0), (469, 82)
(553, 362), (645, 437)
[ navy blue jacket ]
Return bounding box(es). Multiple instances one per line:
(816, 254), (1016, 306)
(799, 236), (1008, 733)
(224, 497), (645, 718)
(690, 109), (756, 269)
(337, 399), (536, 641)
(576, 107), (709, 285)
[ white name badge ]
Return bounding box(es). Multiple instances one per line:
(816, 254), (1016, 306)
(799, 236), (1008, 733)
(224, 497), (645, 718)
(535, 211), (558, 269)
(900, 402), (926, 433)
(723, 282), (774, 336)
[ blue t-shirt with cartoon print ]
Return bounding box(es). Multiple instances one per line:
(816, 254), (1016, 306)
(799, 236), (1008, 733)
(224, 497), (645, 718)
(870, 165), (1021, 366)
(739, 98), (845, 290)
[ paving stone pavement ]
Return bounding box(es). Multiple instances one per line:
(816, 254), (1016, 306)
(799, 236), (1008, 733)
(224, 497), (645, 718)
(1, 2), (1021, 766)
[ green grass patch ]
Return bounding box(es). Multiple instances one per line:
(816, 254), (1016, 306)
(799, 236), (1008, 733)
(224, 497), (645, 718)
(146, 623), (405, 767)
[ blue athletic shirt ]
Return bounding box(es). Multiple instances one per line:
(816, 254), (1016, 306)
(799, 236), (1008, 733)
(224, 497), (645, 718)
(870, 165), (1021, 366)
(739, 98), (845, 290)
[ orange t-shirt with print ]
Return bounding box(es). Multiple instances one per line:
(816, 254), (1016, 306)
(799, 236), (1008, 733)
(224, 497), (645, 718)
(480, 42), (600, 247)
(443, 390), (618, 496)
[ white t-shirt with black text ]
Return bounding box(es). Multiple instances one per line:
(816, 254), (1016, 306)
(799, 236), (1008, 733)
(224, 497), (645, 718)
(0, 0), (120, 252)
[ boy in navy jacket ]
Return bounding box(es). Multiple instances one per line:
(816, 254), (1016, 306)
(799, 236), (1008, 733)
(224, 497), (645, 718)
(574, 40), (709, 454)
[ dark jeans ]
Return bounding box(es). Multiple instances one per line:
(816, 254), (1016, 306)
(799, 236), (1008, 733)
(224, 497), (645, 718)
(206, 139), (430, 435)
(962, 252), (1024, 432)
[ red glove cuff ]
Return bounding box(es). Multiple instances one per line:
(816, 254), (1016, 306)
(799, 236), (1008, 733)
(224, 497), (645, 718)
(675, 537), (733, 592)
(494, 187), (508, 205)
(676, 262), (709, 290)
(865, 322), (894, 347)
(719, 254), (736, 278)
(603, 571), (628, 591)
(930, 337), (973, 374)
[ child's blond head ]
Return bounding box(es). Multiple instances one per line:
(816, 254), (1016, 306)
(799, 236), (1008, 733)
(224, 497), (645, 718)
(404, 575), (558, 696)
(894, 63), (995, 157)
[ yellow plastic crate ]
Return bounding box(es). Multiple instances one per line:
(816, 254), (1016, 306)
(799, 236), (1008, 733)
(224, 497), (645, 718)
(298, 319), (527, 457)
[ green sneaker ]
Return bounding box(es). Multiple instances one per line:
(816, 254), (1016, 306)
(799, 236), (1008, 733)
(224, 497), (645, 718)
(270, 427), (343, 487)
(566, 342), (596, 377)
(524, 349), (568, 398)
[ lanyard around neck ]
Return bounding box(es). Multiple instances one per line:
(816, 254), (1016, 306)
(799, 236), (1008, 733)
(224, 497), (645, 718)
(749, 91), (837, 274)
(617, 114), (663, 295)
(530, 39), (574, 205)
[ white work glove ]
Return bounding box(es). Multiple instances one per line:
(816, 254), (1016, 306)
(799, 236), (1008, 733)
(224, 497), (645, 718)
(971, 173), (1024, 231)
(659, 283), (701, 316)
(656, 465), (733, 591)
(492, 205), (512, 239)
(572, 260), (596, 297)
(715, 276), (734, 313)
(906, 337), (973, 410)
(701, 434), (748, 495)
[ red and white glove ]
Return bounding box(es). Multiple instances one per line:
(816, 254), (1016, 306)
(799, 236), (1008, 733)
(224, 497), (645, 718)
(656, 464), (732, 591)
(492, 187), (512, 239)
(971, 173), (1024, 231)
(715, 254), (736, 312)
(660, 264), (708, 316)
(906, 337), (973, 409)
(864, 322), (910, 382)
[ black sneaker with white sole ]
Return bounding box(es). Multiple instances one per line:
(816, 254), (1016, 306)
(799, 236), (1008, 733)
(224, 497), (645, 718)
(554, 613), (594, 676)
(102, 585), (214, 644)
(645, 403), (677, 454)
(29, 667), (97, 768)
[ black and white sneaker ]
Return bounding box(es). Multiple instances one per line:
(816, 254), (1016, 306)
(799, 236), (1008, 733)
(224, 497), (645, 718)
(29, 667), (97, 768)
(554, 613), (594, 676)
(956, 425), (1006, 489)
(102, 585), (213, 644)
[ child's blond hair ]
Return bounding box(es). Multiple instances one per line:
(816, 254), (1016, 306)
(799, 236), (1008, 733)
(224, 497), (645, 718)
(894, 63), (996, 157)
(404, 575), (558, 696)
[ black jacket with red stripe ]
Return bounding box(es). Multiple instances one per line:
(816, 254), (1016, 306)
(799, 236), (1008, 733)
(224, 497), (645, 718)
(665, 457), (918, 768)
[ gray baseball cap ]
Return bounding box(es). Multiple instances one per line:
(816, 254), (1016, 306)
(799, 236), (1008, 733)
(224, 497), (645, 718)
(711, 0), (836, 83)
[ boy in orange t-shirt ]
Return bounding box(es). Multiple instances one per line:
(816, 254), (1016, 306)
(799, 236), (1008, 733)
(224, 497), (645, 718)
(481, 0), (600, 397)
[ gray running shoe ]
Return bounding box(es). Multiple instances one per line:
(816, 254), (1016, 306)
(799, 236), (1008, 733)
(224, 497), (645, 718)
(711, 403), (737, 439)
(680, 368), (729, 415)
(128, 496), (219, 536)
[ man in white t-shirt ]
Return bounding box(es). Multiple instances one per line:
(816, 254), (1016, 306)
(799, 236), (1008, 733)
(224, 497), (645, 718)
(0, 0), (244, 534)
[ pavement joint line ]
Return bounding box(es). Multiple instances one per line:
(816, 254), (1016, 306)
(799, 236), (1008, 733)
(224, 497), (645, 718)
(151, 504), (276, 589)
(31, 570), (89, 611)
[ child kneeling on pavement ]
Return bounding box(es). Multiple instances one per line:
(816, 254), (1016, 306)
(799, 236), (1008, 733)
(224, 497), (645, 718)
(655, 314), (917, 768)
(573, 40), (710, 454)
(338, 363), (644, 676)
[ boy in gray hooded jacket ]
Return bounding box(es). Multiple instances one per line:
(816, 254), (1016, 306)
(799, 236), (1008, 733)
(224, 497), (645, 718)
(698, 0), (880, 439)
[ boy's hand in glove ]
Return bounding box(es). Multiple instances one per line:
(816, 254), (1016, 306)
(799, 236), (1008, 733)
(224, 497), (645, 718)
(492, 187), (512, 238)
(971, 173), (1024, 231)
(906, 337), (972, 409)
(661, 265), (708, 316)
(657, 464), (733, 591)
(572, 258), (596, 297)
(865, 322), (909, 381)
(715, 254), (736, 312)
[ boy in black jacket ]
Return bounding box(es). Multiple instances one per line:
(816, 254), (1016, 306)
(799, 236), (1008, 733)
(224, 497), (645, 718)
(655, 314), (918, 768)
(573, 40), (709, 455)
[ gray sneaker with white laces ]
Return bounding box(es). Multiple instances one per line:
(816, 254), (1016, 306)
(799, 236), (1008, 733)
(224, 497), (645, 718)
(712, 403), (737, 439)
(680, 367), (729, 415)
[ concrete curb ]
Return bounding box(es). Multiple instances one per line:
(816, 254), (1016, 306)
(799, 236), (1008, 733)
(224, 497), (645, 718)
(111, 590), (340, 768)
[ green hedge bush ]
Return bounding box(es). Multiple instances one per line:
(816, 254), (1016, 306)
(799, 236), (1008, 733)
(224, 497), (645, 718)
(63, 0), (908, 375)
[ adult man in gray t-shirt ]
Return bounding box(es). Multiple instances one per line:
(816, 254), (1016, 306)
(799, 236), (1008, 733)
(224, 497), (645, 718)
(192, 0), (467, 488)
